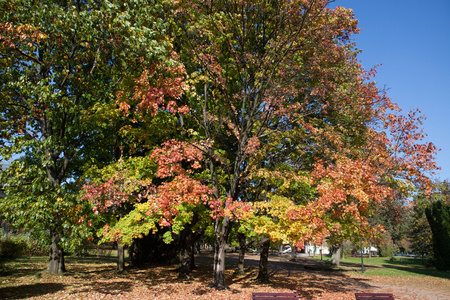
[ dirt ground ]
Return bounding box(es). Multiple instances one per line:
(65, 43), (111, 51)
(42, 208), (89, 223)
(0, 253), (449, 299)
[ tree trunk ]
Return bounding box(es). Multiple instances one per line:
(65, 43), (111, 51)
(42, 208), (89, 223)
(117, 211), (125, 272)
(117, 243), (125, 272)
(129, 238), (144, 267)
(237, 232), (246, 274)
(48, 227), (66, 274)
(256, 238), (270, 283)
(368, 241), (372, 258)
(290, 244), (297, 261)
(179, 245), (192, 279)
(210, 216), (231, 289)
(179, 225), (195, 279)
(330, 243), (341, 267)
(341, 244), (345, 260)
(179, 212), (201, 278)
(46, 166), (66, 274)
(190, 242), (196, 270)
(190, 230), (204, 271)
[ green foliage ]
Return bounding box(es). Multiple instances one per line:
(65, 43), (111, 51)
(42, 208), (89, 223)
(0, 0), (180, 268)
(17, 232), (49, 256)
(370, 198), (412, 245)
(0, 235), (27, 261)
(0, 167), (96, 251)
(426, 200), (450, 271)
(0, 232), (48, 264)
(410, 196), (433, 256)
(411, 181), (450, 267)
(379, 243), (394, 258)
(100, 202), (159, 246)
(377, 231), (395, 258)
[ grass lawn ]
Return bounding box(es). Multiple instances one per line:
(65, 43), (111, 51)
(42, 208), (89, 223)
(314, 256), (450, 279)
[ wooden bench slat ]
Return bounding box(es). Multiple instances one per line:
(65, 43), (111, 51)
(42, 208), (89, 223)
(253, 297), (298, 300)
(356, 296), (394, 300)
(355, 297), (394, 299)
(253, 296), (298, 300)
(252, 292), (298, 299)
(355, 293), (395, 300)
(252, 293), (298, 296)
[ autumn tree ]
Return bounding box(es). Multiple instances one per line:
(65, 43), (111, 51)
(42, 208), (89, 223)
(82, 138), (217, 277)
(141, 0), (436, 287)
(0, 0), (182, 273)
(162, 0), (371, 288)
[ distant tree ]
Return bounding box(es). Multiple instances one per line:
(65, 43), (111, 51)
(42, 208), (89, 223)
(370, 196), (412, 255)
(412, 181), (450, 266)
(410, 195), (434, 263)
(426, 197), (450, 270)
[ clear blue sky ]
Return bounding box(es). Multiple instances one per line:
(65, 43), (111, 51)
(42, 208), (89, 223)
(333, 0), (450, 181)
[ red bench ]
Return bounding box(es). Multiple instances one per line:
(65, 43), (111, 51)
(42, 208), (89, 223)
(355, 293), (395, 300)
(252, 292), (298, 300)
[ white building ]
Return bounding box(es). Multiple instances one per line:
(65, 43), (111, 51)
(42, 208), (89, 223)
(304, 242), (330, 255)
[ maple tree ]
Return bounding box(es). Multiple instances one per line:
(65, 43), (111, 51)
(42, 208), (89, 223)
(81, 155), (156, 271)
(159, 0), (371, 288)
(0, 0), (182, 273)
(297, 110), (438, 263)
(82, 139), (216, 277)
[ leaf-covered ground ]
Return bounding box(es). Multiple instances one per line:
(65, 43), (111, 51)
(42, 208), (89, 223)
(1, 253), (449, 299)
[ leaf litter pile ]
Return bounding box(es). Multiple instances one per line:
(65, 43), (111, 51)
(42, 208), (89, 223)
(1, 254), (449, 300)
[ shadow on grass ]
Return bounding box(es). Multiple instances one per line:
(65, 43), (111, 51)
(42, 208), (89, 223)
(0, 282), (66, 299)
(0, 267), (43, 279)
(0, 257), (47, 279)
(66, 255), (117, 264)
(380, 263), (450, 280)
(339, 261), (383, 270)
(331, 257), (450, 280)
(76, 280), (134, 296)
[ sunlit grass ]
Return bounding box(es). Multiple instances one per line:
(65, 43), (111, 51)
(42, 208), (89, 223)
(313, 256), (450, 279)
